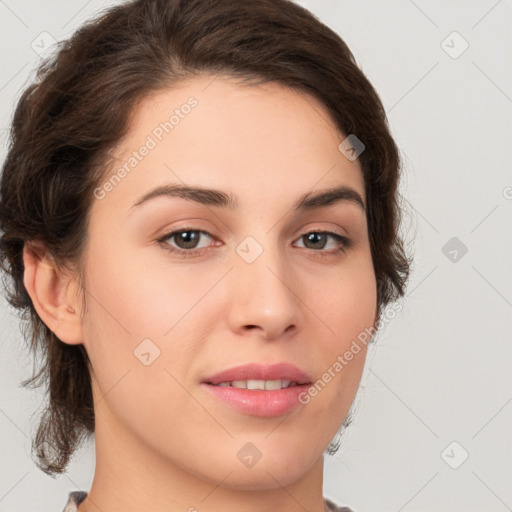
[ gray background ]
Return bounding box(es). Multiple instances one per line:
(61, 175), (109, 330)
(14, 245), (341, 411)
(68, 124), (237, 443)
(1, 1), (511, 511)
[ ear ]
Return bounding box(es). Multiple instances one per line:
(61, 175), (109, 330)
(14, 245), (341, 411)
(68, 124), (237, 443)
(22, 241), (84, 345)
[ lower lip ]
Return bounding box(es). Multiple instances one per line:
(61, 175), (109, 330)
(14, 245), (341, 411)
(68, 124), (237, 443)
(201, 383), (311, 417)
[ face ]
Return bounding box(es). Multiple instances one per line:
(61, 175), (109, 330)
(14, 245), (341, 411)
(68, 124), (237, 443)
(78, 75), (377, 490)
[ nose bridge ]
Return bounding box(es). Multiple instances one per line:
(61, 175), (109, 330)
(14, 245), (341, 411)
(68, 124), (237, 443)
(228, 232), (301, 339)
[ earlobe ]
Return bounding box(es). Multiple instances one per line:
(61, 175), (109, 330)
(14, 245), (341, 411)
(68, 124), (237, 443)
(22, 241), (83, 345)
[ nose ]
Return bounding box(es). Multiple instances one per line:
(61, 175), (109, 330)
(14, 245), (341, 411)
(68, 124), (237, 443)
(226, 241), (302, 341)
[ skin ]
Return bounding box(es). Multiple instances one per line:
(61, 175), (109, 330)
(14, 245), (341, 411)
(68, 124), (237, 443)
(23, 75), (377, 512)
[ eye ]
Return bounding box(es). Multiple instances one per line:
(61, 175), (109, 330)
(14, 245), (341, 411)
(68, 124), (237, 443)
(157, 229), (216, 257)
(157, 228), (351, 258)
(293, 231), (351, 256)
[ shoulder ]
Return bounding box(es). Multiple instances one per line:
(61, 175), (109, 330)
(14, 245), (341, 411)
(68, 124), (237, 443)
(324, 496), (355, 512)
(60, 491), (88, 512)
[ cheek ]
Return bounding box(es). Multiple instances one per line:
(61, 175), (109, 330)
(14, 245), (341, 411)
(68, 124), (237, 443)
(307, 251), (376, 399)
(83, 242), (219, 337)
(314, 250), (377, 344)
(80, 244), (227, 394)
(79, 250), (206, 440)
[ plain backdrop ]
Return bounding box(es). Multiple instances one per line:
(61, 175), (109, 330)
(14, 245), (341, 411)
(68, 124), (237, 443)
(1, 1), (511, 511)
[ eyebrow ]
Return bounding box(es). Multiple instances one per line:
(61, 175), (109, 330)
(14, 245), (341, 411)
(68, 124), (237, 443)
(129, 183), (366, 214)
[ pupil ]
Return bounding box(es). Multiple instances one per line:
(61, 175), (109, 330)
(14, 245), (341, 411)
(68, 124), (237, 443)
(177, 231), (198, 249)
(306, 232), (325, 249)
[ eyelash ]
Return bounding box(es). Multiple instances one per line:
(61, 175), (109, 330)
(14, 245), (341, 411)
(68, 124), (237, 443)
(156, 228), (351, 259)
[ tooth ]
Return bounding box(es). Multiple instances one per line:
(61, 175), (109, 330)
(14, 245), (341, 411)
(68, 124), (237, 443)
(247, 379), (266, 390)
(218, 379), (295, 389)
(264, 379), (282, 390)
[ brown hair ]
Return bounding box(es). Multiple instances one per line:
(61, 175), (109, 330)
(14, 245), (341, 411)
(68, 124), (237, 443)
(0, 0), (411, 476)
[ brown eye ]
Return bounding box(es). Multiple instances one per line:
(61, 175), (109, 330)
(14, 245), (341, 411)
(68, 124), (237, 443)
(295, 231), (350, 253)
(302, 232), (328, 250)
(158, 229), (215, 253)
(170, 230), (203, 249)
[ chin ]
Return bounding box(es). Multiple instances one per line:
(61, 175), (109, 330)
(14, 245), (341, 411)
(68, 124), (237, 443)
(217, 463), (310, 491)
(209, 442), (320, 491)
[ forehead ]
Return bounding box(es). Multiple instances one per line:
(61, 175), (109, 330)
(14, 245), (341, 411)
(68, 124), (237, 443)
(94, 75), (365, 215)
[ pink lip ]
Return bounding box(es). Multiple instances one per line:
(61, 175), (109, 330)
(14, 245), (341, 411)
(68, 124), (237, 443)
(201, 363), (312, 385)
(200, 363), (313, 418)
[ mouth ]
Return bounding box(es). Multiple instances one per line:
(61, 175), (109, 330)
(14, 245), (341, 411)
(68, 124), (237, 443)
(201, 363), (313, 417)
(210, 379), (302, 390)
(202, 362), (312, 386)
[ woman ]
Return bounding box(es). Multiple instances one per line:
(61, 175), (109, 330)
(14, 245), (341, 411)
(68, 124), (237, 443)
(0, 0), (410, 510)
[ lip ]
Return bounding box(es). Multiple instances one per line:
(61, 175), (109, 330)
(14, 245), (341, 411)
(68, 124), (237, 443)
(201, 362), (312, 385)
(201, 363), (313, 418)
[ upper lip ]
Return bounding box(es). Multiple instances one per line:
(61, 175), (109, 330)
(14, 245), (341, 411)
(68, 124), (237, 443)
(202, 363), (312, 385)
